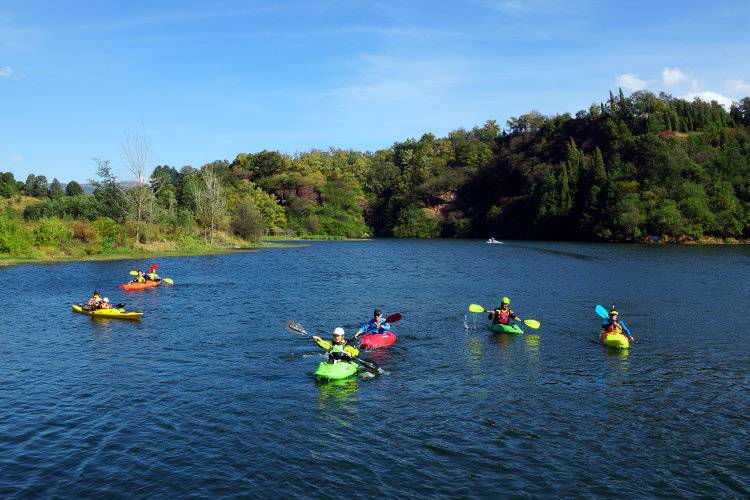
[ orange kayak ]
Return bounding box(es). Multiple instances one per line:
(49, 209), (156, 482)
(118, 280), (161, 291)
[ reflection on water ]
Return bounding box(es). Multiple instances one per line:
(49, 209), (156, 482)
(488, 331), (513, 353)
(315, 378), (358, 414)
(606, 345), (630, 372)
(524, 334), (540, 354)
(466, 336), (485, 368)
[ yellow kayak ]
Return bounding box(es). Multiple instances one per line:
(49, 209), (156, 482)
(602, 332), (629, 349)
(71, 304), (143, 320)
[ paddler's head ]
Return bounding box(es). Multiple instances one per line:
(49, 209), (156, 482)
(500, 297), (510, 309)
(332, 327), (346, 343)
(373, 309), (382, 320)
(609, 310), (619, 320)
(93, 291), (100, 297)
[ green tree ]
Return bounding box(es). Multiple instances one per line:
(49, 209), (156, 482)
(65, 180), (84, 197)
(49, 178), (64, 199)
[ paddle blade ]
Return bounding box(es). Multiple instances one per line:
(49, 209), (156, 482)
(129, 270), (139, 276)
(357, 357), (380, 374)
(385, 312), (402, 323)
(469, 304), (485, 313)
(523, 319), (540, 329)
(285, 320), (308, 336)
(595, 304), (609, 319)
(162, 278), (174, 285)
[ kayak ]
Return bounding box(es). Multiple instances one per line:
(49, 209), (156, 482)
(71, 304), (143, 320)
(486, 323), (524, 335)
(602, 332), (629, 349)
(119, 280), (160, 291)
(314, 361), (358, 380)
(359, 332), (397, 349)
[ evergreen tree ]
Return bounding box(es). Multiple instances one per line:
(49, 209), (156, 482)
(65, 181), (84, 196)
(49, 178), (64, 198)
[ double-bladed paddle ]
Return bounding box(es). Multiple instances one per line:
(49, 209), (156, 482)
(468, 304), (540, 329)
(285, 320), (381, 374)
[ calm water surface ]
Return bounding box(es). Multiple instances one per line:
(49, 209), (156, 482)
(1, 240), (748, 497)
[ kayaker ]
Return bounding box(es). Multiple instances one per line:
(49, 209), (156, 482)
(488, 297), (521, 325)
(354, 309), (390, 338)
(313, 327), (358, 363)
(600, 309), (635, 343)
(146, 264), (160, 282)
(98, 297), (113, 310)
(87, 291), (102, 308)
(131, 271), (146, 283)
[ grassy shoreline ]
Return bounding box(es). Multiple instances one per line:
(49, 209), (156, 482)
(0, 241), (302, 267)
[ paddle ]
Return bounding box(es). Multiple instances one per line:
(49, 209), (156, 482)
(595, 304), (634, 339)
(468, 304), (541, 329)
(128, 270), (174, 285)
(285, 321), (381, 374)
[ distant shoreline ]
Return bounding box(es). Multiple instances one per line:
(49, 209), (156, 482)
(0, 242), (302, 268)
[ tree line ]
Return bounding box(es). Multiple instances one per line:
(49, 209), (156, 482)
(2, 90), (749, 257)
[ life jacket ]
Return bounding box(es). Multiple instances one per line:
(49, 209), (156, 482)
(603, 321), (623, 335)
(494, 307), (512, 324)
(316, 339), (359, 358)
(88, 296), (101, 306)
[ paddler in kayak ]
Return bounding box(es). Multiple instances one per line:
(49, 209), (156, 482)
(131, 270), (146, 283)
(313, 327), (359, 363)
(145, 263), (160, 282)
(488, 297), (522, 325)
(599, 309), (635, 344)
(354, 309), (391, 339)
(98, 297), (113, 310)
(87, 291), (102, 308)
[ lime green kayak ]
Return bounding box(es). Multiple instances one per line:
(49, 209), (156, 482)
(486, 322), (524, 335)
(602, 332), (629, 349)
(314, 361), (358, 380)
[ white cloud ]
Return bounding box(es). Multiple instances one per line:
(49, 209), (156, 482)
(684, 90), (734, 109)
(0, 65), (14, 79)
(616, 73), (647, 92)
(727, 78), (750, 95)
(661, 67), (688, 86)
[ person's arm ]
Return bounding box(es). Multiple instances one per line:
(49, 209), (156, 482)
(355, 321), (372, 338)
(312, 336), (332, 351)
(379, 321), (390, 332)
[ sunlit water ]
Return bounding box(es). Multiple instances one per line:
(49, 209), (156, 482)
(1, 240), (748, 497)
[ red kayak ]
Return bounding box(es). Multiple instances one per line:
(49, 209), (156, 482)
(359, 332), (397, 349)
(118, 280), (161, 291)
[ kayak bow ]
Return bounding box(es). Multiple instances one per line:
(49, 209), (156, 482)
(486, 323), (524, 335)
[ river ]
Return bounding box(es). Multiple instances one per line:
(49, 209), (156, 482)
(1, 240), (748, 497)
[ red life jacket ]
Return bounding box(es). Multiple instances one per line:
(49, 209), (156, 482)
(495, 307), (512, 324)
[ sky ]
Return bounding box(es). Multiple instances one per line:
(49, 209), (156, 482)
(1, 0), (749, 182)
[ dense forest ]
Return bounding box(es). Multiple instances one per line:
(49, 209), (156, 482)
(2, 90), (749, 259)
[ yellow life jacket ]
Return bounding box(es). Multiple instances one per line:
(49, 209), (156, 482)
(315, 339), (360, 357)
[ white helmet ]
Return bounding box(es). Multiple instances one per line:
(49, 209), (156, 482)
(103, 297), (110, 303)
(333, 327), (345, 336)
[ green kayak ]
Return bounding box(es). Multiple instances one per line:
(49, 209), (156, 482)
(314, 361), (358, 380)
(486, 322), (524, 335)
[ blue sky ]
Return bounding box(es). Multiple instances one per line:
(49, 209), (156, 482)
(1, 0), (749, 182)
